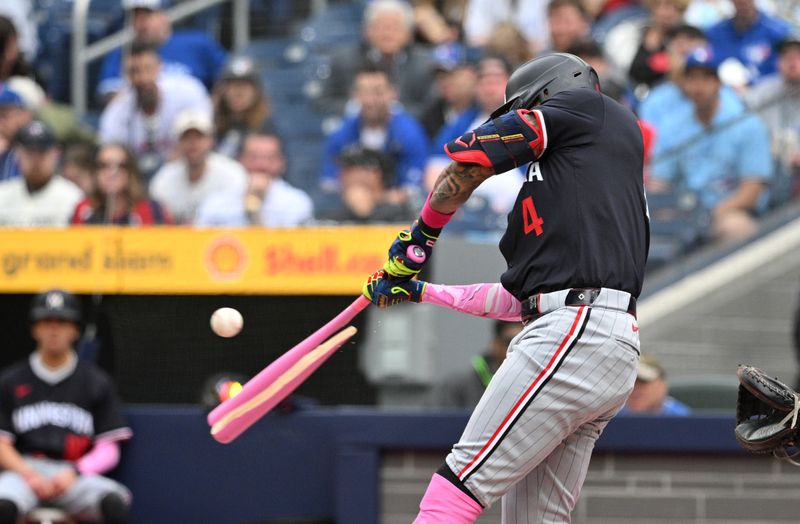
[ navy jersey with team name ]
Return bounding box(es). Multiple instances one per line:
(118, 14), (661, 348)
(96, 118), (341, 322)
(0, 358), (132, 461)
(499, 88), (650, 300)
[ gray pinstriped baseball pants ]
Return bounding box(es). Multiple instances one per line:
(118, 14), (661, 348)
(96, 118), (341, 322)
(445, 288), (640, 524)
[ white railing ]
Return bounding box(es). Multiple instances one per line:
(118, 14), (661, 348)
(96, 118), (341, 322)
(70, 0), (250, 117)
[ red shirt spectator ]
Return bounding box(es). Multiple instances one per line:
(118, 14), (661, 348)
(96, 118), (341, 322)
(71, 143), (172, 225)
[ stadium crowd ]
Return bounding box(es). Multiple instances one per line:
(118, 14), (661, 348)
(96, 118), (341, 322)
(0, 0), (797, 258)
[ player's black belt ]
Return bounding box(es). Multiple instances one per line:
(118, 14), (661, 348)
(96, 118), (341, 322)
(521, 288), (637, 324)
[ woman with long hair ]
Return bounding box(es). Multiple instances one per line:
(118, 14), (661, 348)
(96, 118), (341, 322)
(212, 55), (272, 158)
(71, 143), (172, 225)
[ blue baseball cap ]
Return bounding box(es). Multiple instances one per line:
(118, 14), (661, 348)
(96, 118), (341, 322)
(0, 84), (24, 108)
(432, 43), (473, 73)
(684, 46), (719, 76)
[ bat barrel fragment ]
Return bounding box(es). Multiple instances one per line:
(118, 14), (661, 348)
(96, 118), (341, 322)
(210, 326), (358, 443)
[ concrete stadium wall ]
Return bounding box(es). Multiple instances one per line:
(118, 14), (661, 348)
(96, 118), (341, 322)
(382, 450), (800, 524)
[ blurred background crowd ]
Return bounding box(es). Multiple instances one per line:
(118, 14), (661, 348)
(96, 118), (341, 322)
(0, 0), (798, 270)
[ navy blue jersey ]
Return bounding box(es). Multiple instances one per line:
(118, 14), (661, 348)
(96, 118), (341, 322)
(499, 89), (649, 300)
(0, 358), (132, 461)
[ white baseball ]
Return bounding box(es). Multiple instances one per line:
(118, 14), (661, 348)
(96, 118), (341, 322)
(210, 307), (243, 338)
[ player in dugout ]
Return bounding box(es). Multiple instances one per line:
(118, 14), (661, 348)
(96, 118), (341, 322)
(0, 289), (132, 523)
(364, 53), (648, 523)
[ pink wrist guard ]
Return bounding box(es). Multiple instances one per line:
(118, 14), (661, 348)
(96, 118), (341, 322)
(76, 438), (121, 476)
(420, 192), (454, 229)
(422, 282), (521, 322)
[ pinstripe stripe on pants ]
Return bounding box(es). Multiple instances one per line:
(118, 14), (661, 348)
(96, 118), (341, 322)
(444, 288), (640, 523)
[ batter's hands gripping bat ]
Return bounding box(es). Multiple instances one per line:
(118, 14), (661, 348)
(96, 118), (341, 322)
(207, 296), (369, 443)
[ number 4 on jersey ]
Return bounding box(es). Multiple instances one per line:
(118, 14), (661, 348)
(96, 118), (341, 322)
(521, 196), (544, 236)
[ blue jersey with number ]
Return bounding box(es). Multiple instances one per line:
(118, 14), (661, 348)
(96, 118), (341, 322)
(498, 89), (649, 300)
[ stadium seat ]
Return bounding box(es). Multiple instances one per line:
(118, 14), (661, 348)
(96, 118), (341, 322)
(297, 1), (364, 52)
(668, 374), (739, 412)
(647, 189), (711, 268)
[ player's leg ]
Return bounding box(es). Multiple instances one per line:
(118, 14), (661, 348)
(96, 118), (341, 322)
(500, 416), (614, 524)
(0, 470), (38, 523)
(443, 306), (637, 512)
(55, 474), (131, 523)
(415, 308), (589, 523)
(414, 464), (484, 523)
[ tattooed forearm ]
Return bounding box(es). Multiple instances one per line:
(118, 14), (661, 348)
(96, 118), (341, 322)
(430, 162), (495, 214)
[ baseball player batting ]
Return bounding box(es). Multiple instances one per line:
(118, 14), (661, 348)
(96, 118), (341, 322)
(0, 289), (131, 523)
(364, 53), (649, 523)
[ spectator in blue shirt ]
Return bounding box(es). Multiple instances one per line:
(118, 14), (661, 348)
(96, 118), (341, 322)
(320, 67), (429, 202)
(704, 0), (789, 86)
(649, 46), (772, 241)
(0, 84), (29, 182)
(638, 24), (715, 127)
(423, 55), (524, 232)
(620, 353), (692, 416)
(97, 0), (227, 102)
(418, 44), (480, 143)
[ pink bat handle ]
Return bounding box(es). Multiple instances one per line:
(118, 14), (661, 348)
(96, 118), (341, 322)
(207, 296), (369, 428)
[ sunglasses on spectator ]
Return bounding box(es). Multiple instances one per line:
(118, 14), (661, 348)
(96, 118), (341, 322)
(97, 161), (127, 171)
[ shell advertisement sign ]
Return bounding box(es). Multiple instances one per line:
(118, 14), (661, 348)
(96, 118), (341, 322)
(0, 226), (399, 295)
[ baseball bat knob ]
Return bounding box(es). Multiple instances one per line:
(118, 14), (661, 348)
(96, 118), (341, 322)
(406, 245), (426, 264)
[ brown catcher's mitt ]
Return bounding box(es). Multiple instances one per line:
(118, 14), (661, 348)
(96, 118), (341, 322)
(735, 365), (800, 464)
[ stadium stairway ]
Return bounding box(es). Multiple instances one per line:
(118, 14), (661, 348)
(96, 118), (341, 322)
(638, 202), (800, 389)
(242, 2), (364, 193)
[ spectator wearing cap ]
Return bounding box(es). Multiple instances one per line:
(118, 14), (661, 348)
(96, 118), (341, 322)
(321, 67), (429, 201)
(150, 109), (247, 223)
(71, 143), (172, 225)
(418, 44), (479, 141)
(212, 55), (273, 159)
(195, 128), (312, 227)
(316, 0), (435, 117)
(648, 46), (772, 242)
(423, 55), (523, 231)
(620, 353), (691, 415)
(98, 41), (212, 181)
(745, 34), (800, 203)
(97, 0), (227, 102)
(0, 84), (30, 182)
(428, 55), (509, 155)
(0, 121), (82, 226)
(638, 26), (743, 131)
(316, 146), (413, 223)
(704, 0), (789, 86)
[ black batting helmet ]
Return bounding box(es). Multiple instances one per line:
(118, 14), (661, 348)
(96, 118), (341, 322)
(490, 53), (600, 118)
(30, 288), (82, 324)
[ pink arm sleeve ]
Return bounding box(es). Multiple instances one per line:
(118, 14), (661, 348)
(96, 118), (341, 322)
(75, 438), (120, 476)
(422, 282), (522, 321)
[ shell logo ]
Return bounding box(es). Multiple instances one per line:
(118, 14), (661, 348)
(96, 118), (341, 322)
(205, 236), (247, 280)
